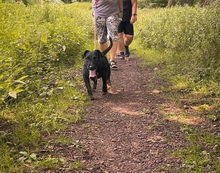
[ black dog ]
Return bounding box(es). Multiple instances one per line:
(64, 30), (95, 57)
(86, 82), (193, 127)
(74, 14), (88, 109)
(82, 37), (112, 100)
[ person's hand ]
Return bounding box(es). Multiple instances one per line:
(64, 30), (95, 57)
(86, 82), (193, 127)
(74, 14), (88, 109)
(119, 11), (123, 18)
(130, 15), (137, 24)
(93, 0), (99, 3)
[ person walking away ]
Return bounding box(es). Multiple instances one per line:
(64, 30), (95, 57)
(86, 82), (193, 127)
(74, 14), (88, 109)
(92, 0), (123, 69)
(117, 0), (137, 59)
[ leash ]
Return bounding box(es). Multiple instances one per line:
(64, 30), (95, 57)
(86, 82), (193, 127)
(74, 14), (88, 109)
(93, 1), (97, 50)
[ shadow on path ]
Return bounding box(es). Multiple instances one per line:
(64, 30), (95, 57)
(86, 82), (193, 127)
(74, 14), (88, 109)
(67, 55), (185, 173)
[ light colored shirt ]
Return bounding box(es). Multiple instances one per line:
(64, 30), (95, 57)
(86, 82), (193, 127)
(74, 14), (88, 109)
(92, 0), (120, 18)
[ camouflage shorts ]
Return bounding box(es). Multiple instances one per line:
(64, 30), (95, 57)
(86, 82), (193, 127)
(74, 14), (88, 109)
(94, 14), (121, 44)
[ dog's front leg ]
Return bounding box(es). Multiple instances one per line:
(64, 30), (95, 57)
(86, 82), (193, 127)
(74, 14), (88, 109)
(83, 75), (94, 100)
(102, 77), (108, 95)
(92, 78), (97, 90)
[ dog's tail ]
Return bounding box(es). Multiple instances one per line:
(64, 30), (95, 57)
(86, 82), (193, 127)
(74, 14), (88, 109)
(101, 37), (113, 56)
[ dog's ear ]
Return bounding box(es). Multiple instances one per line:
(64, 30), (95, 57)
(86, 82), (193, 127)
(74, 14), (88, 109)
(94, 50), (102, 59)
(94, 49), (101, 54)
(82, 50), (90, 59)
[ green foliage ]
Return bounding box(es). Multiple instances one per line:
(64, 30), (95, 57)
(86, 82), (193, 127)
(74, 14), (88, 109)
(0, 2), (93, 172)
(0, 3), (93, 107)
(1, 2), (220, 172)
(0, 80), (87, 172)
(136, 5), (220, 84)
(174, 128), (220, 172)
(138, 0), (168, 8)
(132, 6), (220, 172)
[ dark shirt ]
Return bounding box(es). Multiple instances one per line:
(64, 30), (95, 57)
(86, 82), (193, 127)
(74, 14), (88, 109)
(122, 0), (132, 22)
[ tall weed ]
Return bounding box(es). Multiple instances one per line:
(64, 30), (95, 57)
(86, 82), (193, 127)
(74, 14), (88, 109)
(0, 2), (92, 172)
(0, 3), (92, 107)
(136, 5), (220, 84)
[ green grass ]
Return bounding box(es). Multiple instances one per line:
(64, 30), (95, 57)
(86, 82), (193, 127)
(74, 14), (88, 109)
(1, 1), (220, 172)
(173, 128), (220, 173)
(0, 72), (88, 172)
(135, 5), (220, 84)
(0, 3), (94, 172)
(132, 37), (220, 173)
(132, 6), (220, 170)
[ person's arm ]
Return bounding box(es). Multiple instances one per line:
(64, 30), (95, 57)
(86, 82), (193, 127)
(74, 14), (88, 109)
(118, 0), (123, 18)
(130, 0), (137, 24)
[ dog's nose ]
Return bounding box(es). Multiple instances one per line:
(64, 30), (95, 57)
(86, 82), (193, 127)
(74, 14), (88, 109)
(89, 65), (95, 70)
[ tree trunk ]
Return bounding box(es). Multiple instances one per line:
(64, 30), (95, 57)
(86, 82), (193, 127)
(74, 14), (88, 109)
(180, 0), (194, 6)
(167, 0), (175, 7)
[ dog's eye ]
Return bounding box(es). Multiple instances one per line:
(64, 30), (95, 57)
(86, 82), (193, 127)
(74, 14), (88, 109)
(94, 57), (99, 60)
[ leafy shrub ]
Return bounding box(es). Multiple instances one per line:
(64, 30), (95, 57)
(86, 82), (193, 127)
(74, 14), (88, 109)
(0, 2), (93, 172)
(0, 3), (93, 107)
(136, 5), (220, 83)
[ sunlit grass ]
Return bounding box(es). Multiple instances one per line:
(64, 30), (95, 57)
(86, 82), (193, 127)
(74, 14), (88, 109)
(173, 128), (220, 173)
(132, 11), (220, 171)
(0, 2), (93, 172)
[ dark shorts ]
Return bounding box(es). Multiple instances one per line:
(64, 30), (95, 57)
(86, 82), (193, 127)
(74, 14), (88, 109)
(118, 21), (134, 35)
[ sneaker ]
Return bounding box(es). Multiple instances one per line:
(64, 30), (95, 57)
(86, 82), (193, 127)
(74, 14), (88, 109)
(124, 45), (130, 57)
(117, 52), (125, 60)
(110, 60), (117, 69)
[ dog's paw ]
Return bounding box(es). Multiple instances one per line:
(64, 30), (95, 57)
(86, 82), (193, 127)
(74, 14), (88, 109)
(89, 95), (95, 100)
(102, 92), (107, 95)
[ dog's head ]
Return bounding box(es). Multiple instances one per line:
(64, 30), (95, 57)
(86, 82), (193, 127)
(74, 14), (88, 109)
(82, 49), (102, 79)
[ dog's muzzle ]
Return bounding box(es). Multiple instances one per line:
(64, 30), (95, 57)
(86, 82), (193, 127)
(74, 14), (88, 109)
(89, 70), (97, 80)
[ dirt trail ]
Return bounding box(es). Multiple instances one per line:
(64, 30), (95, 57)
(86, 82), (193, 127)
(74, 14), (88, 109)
(66, 55), (185, 173)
